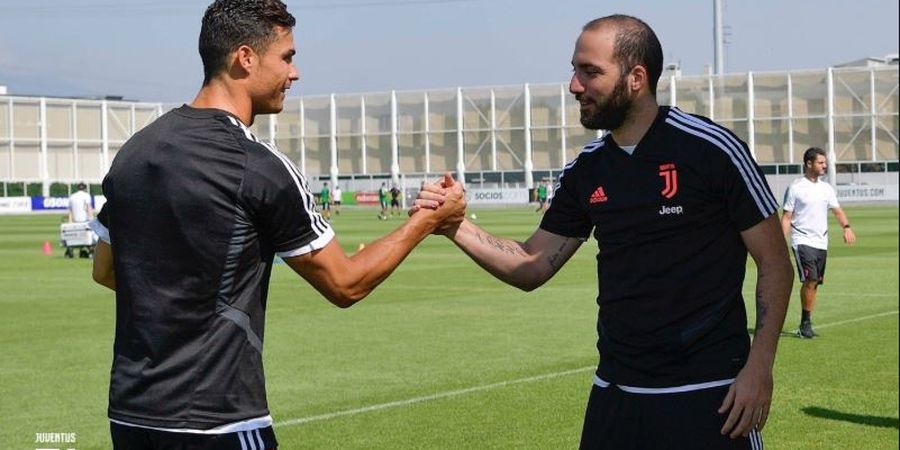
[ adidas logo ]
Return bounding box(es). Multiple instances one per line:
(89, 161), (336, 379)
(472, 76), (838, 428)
(589, 186), (608, 204)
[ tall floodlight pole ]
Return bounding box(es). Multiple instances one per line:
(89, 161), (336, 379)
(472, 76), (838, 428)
(714, 0), (725, 75)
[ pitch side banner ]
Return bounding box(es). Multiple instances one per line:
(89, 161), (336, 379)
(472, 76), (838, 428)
(0, 196), (31, 214)
(22, 195), (108, 212)
(31, 196), (70, 211)
(835, 184), (899, 202)
(355, 191), (380, 206)
(466, 188), (530, 205)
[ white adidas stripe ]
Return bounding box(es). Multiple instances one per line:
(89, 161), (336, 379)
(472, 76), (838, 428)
(669, 108), (775, 210)
(667, 109), (777, 212)
(225, 116), (333, 248)
(554, 138), (605, 196)
(257, 139), (330, 235)
(664, 115), (773, 217)
(254, 429), (265, 449)
(667, 109), (778, 215)
(238, 430), (250, 450)
(750, 427), (764, 449)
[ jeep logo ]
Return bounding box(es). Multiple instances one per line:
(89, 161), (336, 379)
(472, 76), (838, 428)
(658, 205), (684, 215)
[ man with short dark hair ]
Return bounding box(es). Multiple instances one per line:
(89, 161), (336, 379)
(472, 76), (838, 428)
(90, 1), (464, 448)
(416, 14), (792, 449)
(781, 147), (855, 339)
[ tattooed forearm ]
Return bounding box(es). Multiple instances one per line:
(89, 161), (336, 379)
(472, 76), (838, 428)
(546, 238), (574, 269)
(475, 229), (528, 257)
(755, 290), (769, 333)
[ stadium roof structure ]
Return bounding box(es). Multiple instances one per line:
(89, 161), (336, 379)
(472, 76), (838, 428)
(834, 53), (899, 68)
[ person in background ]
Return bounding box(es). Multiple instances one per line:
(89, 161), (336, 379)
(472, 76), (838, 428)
(781, 147), (856, 339)
(390, 184), (402, 217)
(66, 182), (94, 258)
(320, 181), (332, 221)
(378, 182), (389, 220)
(535, 181), (548, 213)
(333, 183), (343, 215)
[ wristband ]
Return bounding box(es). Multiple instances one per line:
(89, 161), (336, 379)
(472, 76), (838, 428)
(843, 224), (851, 229)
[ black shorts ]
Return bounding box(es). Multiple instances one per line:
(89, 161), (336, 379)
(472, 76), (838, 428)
(391, 199), (400, 207)
(792, 244), (827, 284)
(579, 383), (763, 450)
(111, 422), (278, 450)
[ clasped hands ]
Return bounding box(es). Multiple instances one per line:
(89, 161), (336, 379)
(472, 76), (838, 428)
(408, 173), (467, 235)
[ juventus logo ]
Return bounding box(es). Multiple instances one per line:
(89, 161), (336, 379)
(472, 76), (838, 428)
(658, 163), (678, 199)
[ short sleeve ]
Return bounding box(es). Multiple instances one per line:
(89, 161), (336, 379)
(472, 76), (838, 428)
(827, 184), (840, 209)
(782, 184), (795, 212)
(540, 164), (592, 239)
(715, 143), (779, 231)
(242, 149), (334, 258)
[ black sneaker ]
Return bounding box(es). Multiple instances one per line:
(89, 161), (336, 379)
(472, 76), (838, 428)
(798, 321), (816, 339)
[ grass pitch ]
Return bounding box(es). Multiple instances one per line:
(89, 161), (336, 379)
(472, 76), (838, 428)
(0, 206), (897, 449)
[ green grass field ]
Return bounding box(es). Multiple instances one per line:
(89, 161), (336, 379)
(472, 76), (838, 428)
(0, 206), (897, 449)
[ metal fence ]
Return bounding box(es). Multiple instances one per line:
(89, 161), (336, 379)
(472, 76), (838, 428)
(1, 65), (897, 195)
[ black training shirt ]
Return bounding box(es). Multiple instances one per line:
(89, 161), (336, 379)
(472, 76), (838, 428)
(95, 105), (333, 429)
(541, 106), (778, 387)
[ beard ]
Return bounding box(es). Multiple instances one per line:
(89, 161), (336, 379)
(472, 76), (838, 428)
(577, 75), (633, 131)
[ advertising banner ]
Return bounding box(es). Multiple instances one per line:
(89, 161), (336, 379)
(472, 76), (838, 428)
(466, 188), (530, 205)
(355, 191), (381, 206)
(836, 184), (899, 202)
(31, 196), (69, 211)
(0, 196), (32, 214)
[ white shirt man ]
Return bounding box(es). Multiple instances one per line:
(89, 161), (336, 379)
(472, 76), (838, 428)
(783, 177), (839, 250)
(68, 185), (93, 223)
(781, 148), (855, 338)
(333, 185), (343, 215)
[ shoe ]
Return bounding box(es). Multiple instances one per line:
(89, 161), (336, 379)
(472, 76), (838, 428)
(798, 321), (816, 339)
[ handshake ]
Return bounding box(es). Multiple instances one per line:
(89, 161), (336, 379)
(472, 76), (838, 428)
(408, 173), (468, 236)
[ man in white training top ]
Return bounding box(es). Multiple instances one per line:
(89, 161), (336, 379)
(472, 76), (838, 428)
(781, 147), (856, 339)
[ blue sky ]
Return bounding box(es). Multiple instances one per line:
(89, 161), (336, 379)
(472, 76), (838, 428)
(0, 0), (897, 102)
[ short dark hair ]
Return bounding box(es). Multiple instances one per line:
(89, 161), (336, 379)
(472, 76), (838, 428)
(76, 182), (87, 191)
(583, 15), (664, 96)
(803, 147), (826, 165)
(199, 0), (296, 84)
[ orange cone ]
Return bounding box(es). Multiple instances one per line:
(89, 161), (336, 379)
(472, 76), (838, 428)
(42, 240), (52, 256)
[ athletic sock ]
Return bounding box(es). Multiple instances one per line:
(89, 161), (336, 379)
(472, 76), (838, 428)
(801, 310), (811, 324)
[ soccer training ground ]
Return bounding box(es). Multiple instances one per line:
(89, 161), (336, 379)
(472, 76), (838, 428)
(1, 206), (897, 449)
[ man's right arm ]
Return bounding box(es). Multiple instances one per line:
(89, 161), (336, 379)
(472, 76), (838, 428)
(442, 220), (583, 291)
(780, 210), (792, 237)
(284, 175), (466, 307)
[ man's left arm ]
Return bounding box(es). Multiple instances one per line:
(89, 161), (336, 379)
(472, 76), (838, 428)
(719, 214), (793, 438)
(832, 207), (856, 245)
